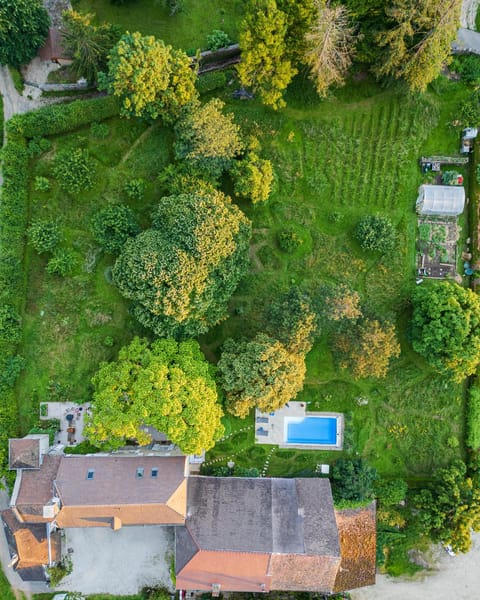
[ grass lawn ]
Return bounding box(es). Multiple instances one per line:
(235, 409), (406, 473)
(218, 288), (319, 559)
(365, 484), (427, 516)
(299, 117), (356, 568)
(202, 75), (471, 480)
(17, 76), (471, 477)
(0, 568), (19, 600)
(71, 0), (244, 50)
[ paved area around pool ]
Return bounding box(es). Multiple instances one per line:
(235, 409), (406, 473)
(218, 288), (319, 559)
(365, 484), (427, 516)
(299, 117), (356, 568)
(255, 402), (344, 449)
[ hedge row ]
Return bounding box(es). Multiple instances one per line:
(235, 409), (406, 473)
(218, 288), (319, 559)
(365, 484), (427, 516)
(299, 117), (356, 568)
(466, 383), (480, 450)
(6, 94), (119, 139)
(0, 95), (120, 476)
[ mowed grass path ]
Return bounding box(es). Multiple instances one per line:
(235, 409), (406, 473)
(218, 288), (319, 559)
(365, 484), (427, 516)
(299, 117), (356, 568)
(203, 80), (470, 479)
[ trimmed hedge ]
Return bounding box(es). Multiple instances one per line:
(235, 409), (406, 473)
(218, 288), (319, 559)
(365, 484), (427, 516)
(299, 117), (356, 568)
(6, 95), (119, 139)
(466, 383), (480, 449)
(0, 95), (119, 476)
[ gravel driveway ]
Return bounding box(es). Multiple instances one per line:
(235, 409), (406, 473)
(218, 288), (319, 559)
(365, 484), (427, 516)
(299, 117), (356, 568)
(60, 525), (175, 596)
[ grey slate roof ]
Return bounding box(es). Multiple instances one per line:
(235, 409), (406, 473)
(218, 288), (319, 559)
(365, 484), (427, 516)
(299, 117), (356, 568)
(185, 476), (339, 557)
(175, 525), (198, 573)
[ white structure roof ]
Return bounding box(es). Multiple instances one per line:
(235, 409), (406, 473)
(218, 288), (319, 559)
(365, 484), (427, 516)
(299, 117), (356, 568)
(416, 184), (465, 217)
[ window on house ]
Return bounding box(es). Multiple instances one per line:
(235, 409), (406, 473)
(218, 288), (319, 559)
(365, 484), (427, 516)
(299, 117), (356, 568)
(136, 467), (144, 479)
(86, 469), (95, 480)
(151, 468), (158, 478)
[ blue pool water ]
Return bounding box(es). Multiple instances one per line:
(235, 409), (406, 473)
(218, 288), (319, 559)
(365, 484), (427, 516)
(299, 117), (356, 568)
(285, 416), (337, 445)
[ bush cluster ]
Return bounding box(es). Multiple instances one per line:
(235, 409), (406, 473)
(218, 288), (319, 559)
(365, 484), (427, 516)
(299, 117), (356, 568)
(206, 29), (231, 51)
(28, 219), (62, 254)
(195, 70), (227, 95)
(125, 178), (146, 201)
(277, 227), (303, 253)
(91, 204), (141, 254)
(0, 96), (120, 477)
(53, 148), (95, 194)
(466, 383), (480, 449)
(46, 248), (76, 277)
(355, 214), (396, 253)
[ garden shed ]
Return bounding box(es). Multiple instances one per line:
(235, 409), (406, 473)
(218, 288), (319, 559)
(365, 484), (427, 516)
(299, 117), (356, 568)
(416, 184), (465, 217)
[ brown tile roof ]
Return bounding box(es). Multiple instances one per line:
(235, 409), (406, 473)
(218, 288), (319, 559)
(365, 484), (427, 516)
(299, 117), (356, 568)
(15, 455), (61, 523)
(176, 550), (272, 593)
(2, 509), (60, 573)
(54, 455), (186, 510)
(9, 439), (41, 470)
(56, 502), (186, 528)
(333, 502), (377, 592)
(270, 554), (341, 592)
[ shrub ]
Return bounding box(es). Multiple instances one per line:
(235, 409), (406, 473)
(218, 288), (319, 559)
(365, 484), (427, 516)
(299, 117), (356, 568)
(124, 178), (146, 201)
(466, 384), (480, 449)
(451, 54), (480, 84)
(206, 29), (231, 51)
(331, 458), (377, 503)
(91, 204), (141, 254)
(27, 137), (52, 158)
(195, 71), (227, 95)
(103, 335), (114, 347)
(355, 214), (396, 253)
(53, 148), (95, 194)
(374, 478), (408, 506)
(277, 227), (303, 253)
(33, 176), (50, 192)
(232, 152), (274, 204)
(0, 305), (22, 342)
(459, 91), (480, 127)
(90, 121), (110, 138)
(46, 557), (72, 587)
(46, 248), (76, 276)
(28, 219), (61, 253)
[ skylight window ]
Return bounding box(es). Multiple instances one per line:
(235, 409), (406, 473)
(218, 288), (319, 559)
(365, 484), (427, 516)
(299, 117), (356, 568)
(87, 469), (95, 480)
(136, 467), (144, 479)
(151, 468), (158, 478)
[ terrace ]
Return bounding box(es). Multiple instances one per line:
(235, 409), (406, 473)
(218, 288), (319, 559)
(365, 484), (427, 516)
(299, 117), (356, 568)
(255, 402), (344, 450)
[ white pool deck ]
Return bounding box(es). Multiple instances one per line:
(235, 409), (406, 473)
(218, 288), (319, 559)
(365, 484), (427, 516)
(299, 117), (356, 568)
(254, 402), (344, 450)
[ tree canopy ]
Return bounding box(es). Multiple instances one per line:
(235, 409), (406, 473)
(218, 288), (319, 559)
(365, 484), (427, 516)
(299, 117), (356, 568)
(413, 460), (480, 553)
(218, 333), (306, 418)
(355, 214), (396, 253)
(331, 459), (377, 504)
(174, 98), (243, 180)
(303, 1), (356, 97)
(99, 31), (197, 120)
(335, 318), (400, 378)
(113, 191), (251, 339)
(231, 152), (274, 204)
(237, 0), (297, 109)
(0, 0), (50, 67)
(62, 10), (120, 84)
(84, 337), (224, 454)
(375, 0), (462, 92)
(411, 282), (480, 381)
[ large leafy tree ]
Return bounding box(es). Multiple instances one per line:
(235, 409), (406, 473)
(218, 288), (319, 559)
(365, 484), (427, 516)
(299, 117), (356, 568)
(413, 460), (480, 553)
(231, 152), (274, 204)
(0, 0), (50, 67)
(84, 337), (224, 454)
(237, 0), (297, 109)
(99, 31), (197, 120)
(303, 1), (356, 97)
(174, 98), (243, 180)
(376, 0), (462, 92)
(263, 286), (318, 354)
(218, 333), (306, 418)
(335, 318), (400, 378)
(62, 10), (120, 84)
(113, 191), (251, 339)
(411, 282), (480, 381)
(277, 0), (316, 63)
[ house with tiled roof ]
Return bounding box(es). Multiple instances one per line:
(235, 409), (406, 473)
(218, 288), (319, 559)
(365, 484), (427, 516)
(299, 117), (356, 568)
(4, 435), (375, 593)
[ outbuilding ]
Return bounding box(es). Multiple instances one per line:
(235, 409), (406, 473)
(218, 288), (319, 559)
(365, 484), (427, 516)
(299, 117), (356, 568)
(416, 184), (465, 217)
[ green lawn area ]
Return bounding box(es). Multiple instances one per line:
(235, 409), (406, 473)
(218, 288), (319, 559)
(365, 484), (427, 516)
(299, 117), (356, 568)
(17, 76), (472, 481)
(0, 568), (18, 600)
(202, 75), (471, 480)
(71, 0), (244, 50)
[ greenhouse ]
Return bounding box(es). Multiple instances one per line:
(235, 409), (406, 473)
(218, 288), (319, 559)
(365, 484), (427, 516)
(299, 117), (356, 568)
(416, 184), (465, 217)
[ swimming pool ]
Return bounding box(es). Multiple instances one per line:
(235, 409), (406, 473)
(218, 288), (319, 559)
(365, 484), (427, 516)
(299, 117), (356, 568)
(284, 416), (338, 446)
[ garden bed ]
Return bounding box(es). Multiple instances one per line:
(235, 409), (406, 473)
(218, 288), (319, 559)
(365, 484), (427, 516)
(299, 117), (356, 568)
(416, 217), (459, 279)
